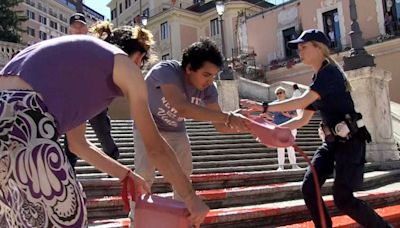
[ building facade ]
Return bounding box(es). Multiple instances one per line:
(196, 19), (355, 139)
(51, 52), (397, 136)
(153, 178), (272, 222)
(16, 0), (104, 45)
(241, 0), (400, 102)
(243, 0), (398, 69)
(107, 0), (273, 60)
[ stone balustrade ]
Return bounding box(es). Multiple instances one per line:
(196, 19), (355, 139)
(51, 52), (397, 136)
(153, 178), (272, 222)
(238, 76), (308, 102)
(0, 41), (26, 68)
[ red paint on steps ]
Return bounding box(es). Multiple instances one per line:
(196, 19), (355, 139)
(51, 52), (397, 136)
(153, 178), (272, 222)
(89, 204), (400, 227)
(283, 204), (400, 228)
(154, 171), (300, 183)
(197, 188), (228, 200)
(87, 182), (291, 205)
(89, 218), (130, 228)
(202, 190), (400, 224)
(190, 172), (256, 182)
(88, 189), (400, 226)
(198, 182), (289, 200)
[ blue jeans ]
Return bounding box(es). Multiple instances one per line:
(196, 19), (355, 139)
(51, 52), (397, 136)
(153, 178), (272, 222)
(64, 109), (119, 170)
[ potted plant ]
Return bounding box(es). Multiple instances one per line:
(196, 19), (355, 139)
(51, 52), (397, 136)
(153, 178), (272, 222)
(286, 58), (295, 68)
(270, 59), (279, 70)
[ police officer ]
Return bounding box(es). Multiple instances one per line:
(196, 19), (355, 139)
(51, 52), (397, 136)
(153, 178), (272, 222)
(241, 29), (392, 228)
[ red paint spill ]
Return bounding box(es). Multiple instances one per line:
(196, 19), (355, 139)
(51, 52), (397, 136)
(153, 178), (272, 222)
(283, 205), (400, 228)
(191, 172), (252, 182)
(88, 188), (400, 227)
(198, 189), (227, 200)
(89, 204), (400, 227)
(87, 182), (292, 203)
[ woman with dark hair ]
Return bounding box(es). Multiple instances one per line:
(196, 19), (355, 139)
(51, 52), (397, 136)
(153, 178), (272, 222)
(0, 22), (208, 228)
(242, 29), (391, 228)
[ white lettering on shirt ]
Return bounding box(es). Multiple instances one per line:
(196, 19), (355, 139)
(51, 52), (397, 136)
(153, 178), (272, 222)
(157, 96), (202, 127)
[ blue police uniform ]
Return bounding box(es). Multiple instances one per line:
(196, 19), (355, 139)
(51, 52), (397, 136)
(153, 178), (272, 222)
(302, 60), (391, 228)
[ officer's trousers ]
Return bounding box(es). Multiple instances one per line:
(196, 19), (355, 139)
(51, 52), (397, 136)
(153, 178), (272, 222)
(301, 135), (392, 228)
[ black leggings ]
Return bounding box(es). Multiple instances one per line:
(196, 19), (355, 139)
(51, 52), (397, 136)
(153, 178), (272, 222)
(301, 136), (391, 228)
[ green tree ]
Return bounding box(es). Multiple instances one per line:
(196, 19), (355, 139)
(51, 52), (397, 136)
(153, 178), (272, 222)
(0, 0), (27, 43)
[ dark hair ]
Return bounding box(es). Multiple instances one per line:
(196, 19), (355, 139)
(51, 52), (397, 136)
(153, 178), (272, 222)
(89, 21), (156, 64)
(293, 84), (299, 90)
(181, 38), (223, 71)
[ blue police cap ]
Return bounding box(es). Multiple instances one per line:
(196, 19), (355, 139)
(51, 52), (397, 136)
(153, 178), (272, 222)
(288, 29), (330, 49)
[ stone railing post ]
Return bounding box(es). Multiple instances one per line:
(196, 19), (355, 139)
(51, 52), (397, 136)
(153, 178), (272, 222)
(0, 41), (26, 68)
(346, 67), (399, 162)
(216, 79), (240, 112)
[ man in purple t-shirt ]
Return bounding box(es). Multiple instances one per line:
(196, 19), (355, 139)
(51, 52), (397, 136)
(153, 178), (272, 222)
(130, 38), (250, 224)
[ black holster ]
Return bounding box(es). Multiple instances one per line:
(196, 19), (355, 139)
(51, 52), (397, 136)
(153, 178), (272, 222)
(321, 113), (372, 143)
(344, 113), (372, 143)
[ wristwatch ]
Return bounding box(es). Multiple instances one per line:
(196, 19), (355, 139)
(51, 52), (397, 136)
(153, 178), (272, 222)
(262, 101), (269, 113)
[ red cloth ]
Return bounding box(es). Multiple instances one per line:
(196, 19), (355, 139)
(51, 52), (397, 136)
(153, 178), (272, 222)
(247, 115), (294, 147)
(121, 174), (136, 212)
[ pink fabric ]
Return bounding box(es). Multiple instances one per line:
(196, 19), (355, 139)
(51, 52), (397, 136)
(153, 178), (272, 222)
(134, 194), (191, 228)
(247, 115), (295, 148)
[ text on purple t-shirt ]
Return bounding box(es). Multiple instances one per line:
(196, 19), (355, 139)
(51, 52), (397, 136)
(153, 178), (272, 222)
(144, 60), (218, 132)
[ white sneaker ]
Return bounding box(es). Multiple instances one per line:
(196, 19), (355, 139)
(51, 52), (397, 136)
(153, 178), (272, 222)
(276, 166), (284, 171)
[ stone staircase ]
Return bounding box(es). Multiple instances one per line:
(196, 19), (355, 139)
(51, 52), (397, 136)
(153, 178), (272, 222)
(64, 116), (400, 227)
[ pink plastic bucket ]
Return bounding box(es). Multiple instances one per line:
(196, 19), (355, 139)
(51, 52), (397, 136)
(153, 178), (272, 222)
(134, 194), (191, 228)
(247, 115), (294, 147)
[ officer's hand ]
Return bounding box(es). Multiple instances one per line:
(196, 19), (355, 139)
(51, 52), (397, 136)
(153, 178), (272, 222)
(240, 99), (262, 112)
(260, 112), (273, 121)
(238, 109), (251, 117)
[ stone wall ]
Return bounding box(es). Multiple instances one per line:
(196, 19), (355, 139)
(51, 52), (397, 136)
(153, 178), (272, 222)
(238, 77), (308, 102)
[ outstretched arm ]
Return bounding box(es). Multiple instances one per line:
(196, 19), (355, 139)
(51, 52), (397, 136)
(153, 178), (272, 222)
(241, 90), (320, 113)
(66, 124), (149, 193)
(161, 84), (249, 132)
(279, 109), (315, 130)
(205, 102), (249, 133)
(112, 55), (208, 227)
